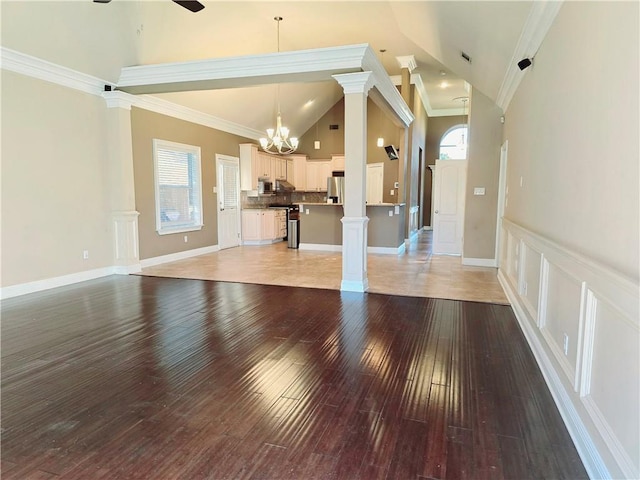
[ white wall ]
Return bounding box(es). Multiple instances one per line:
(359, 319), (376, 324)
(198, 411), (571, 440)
(1, 71), (114, 287)
(501, 2), (639, 478)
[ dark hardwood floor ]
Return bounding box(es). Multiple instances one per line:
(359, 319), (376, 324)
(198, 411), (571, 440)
(1, 275), (587, 479)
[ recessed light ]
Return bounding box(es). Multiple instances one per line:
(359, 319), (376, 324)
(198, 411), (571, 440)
(440, 81), (449, 89)
(440, 70), (446, 76)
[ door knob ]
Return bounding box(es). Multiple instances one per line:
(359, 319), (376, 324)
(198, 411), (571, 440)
(435, 210), (439, 214)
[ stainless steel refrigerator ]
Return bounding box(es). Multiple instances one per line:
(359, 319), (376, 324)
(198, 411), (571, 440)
(327, 176), (345, 203)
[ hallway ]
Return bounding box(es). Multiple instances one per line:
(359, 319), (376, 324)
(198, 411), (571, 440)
(139, 231), (508, 304)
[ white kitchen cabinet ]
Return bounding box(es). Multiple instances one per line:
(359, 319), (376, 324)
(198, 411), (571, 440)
(241, 210), (262, 241)
(286, 158), (294, 184)
(241, 209), (284, 244)
(331, 155), (345, 171)
(290, 154), (308, 190)
(256, 152), (274, 180)
(305, 160), (332, 191)
(239, 143), (288, 190)
(239, 143), (260, 190)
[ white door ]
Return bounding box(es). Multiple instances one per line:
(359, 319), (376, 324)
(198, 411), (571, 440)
(366, 163), (384, 204)
(216, 154), (241, 250)
(433, 159), (467, 254)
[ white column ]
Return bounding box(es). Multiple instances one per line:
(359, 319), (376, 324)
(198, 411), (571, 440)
(332, 72), (376, 292)
(103, 91), (140, 274)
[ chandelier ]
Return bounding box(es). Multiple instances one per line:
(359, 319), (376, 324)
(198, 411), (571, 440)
(259, 16), (298, 155)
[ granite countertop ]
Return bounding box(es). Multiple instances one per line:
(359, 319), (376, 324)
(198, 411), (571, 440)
(295, 202), (406, 207)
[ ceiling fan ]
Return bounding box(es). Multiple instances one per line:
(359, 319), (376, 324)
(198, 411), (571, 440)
(93, 0), (205, 13)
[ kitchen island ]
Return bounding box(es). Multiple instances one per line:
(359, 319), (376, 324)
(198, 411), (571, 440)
(297, 203), (406, 254)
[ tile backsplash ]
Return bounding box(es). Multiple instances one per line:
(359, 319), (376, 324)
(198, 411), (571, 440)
(241, 191), (326, 208)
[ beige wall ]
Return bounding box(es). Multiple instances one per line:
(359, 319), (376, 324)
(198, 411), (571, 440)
(463, 88), (503, 259)
(1, 71), (114, 287)
(504, 1), (639, 280)
(423, 115), (466, 227)
(297, 97), (403, 204)
(501, 4), (639, 476)
(131, 108), (252, 260)
(1, 1), (138, 82)
(408, 86), (428, 230)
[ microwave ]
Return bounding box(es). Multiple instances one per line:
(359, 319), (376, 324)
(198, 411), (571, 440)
(258, 180), (273, 194)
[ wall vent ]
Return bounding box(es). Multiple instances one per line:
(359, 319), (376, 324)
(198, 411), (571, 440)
(461, 51), (472, 64)
(329, 124), (340, 130)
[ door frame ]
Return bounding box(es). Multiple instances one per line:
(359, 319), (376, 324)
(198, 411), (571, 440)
(215, 154), (241, 250)
(495, 140), (508, 266)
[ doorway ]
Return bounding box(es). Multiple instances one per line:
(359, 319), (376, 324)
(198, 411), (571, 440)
(216, 154), (241, 250)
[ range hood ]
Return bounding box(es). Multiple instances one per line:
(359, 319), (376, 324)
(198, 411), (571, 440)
(275, 179), (295, 192)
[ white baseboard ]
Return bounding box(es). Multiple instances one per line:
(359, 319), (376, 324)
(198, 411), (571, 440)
(462, 257), (497, 267)
(242, 239), (283, 246)
(140, 245), (219, 268)
(299, 244), (405, 255)
(299, 243), (342, 252)
(423, 226), (433, 231)
(368, 244), (406, 255)
(1, 266), (118, 300)
(498, 270), (611, 480)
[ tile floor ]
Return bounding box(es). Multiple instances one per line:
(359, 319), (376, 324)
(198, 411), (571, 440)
(138, 230), (509, 304)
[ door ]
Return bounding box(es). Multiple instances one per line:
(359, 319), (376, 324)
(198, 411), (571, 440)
(366, 163), (384, 204)
(432, 159), (467, 254)
(216, 154), (241, 250)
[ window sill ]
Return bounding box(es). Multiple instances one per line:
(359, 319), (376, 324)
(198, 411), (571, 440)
(157, 225), (203, 236)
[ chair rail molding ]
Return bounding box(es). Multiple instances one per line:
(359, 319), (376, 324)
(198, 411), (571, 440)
(498, 218), (639, 480)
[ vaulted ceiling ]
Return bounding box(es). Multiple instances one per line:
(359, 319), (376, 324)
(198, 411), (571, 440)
(1, 1), (538, 139)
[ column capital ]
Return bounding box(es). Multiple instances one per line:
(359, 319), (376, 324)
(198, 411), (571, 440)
(103, 91), (134, 110)
(332, 71), (376, 95)
(396, 55), (417, 72)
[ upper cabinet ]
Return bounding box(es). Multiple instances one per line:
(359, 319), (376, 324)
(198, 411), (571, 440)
(331, 155), (345, 172)
(305, 160), (332, 191)
(239, 143), (288, 190)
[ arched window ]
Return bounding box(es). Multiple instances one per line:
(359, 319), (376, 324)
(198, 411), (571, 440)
(439, 125), (468, 160)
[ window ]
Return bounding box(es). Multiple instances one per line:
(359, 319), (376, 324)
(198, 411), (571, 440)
(153, 139), (203, 235)
(439, 125), (468, 160)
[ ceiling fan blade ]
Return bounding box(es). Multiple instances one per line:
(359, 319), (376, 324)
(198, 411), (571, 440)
(172, 0), (205, 13)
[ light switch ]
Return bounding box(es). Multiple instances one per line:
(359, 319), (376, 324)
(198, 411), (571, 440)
(473, 187), (486, 196)
(394, 205), (400, 215)
(306, 209), (309, 215)
(389, 210), (393, 217)
(390, 190), (395, 196)
(213, 186), (217, 194)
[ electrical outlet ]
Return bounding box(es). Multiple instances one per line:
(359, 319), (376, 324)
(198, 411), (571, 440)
(83, 250), (89, 260)
(302, 195), (306, 201)
(184, 235), (188, 243)
(563, 333), (569, 355)
(388, 210), (393, 217)
(390, 190), (395, 196)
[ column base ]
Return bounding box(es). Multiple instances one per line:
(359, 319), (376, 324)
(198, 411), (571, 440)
(340, 216), (369, 292)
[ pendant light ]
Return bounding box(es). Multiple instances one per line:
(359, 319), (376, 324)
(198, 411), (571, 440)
(259, 16), (298, 154)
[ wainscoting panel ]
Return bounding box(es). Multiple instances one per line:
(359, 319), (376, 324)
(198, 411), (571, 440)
(542, 262), (583, 385)
(498, 218), (639, 480)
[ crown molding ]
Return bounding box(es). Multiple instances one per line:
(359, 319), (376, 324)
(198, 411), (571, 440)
(0, 47), (112, 96)
(1, 47), (262, 139)
(496, 0), (564, 110)
(396, 55), (417, 72)
(130, 94), (263, 140)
